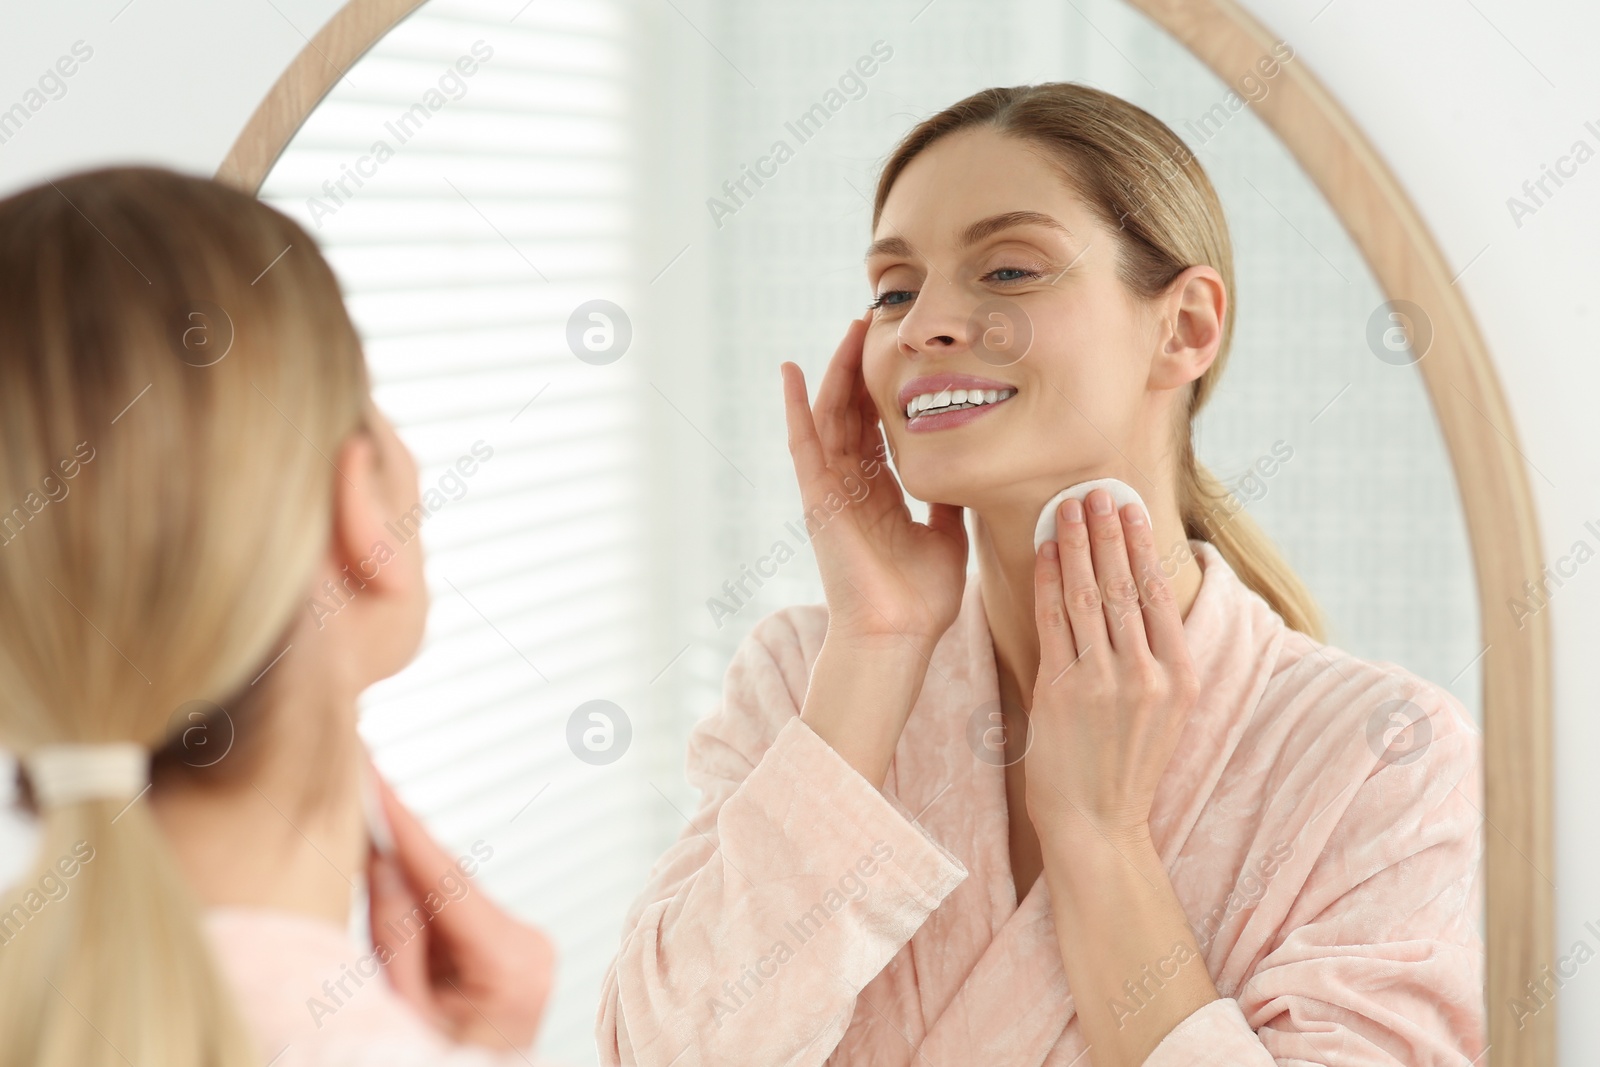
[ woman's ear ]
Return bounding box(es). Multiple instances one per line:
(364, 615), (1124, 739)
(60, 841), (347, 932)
(311, 421), (429, 682)
(330, 430), (397, 592)
(1148, 264), (1225, 391)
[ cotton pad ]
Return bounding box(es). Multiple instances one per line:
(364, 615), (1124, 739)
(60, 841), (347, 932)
(1033, 477), (1150, 553)
(360, 757), (395, 857)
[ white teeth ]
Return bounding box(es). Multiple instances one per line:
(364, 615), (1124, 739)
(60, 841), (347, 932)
(904, 386), (1017, 419)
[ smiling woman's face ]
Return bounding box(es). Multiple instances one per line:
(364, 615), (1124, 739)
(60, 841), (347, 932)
(864, 125), (1170, 514)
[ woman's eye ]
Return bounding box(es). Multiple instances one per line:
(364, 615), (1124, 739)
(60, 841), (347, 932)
(869, 289), (916, 310)
(987, 267), (1043, 284)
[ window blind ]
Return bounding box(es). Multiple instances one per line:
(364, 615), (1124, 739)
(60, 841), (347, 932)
(261, 2), (643, 1061)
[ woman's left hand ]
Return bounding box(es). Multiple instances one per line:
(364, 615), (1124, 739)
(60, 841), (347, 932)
(1023, 487), (1198, 843)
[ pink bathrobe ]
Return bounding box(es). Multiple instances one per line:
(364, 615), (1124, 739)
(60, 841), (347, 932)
(597, 540), (1485, 1066)
(205, 907), (549, 1067)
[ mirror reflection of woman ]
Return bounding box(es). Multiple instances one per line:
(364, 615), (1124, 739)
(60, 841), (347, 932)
(599, 83), (1485, 1066)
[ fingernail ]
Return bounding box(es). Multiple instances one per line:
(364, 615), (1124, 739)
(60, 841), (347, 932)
(1042, 540), (1059, 560)
(1087, 490), (1112, 515)
(1125, 504), (1146, 526)
(1062, 498), (1084, 523)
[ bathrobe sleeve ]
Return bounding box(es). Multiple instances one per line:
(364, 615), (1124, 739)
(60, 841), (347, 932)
(1143, 683), (1486, 1066)
(595, 608), (969, 1067)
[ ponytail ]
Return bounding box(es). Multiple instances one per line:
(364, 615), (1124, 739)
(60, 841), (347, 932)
(1180, 456), (1326, 640)
(0, 802), (257, 1066)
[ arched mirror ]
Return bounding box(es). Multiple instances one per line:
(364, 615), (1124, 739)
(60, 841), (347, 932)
(225, 0), (1551, 1062)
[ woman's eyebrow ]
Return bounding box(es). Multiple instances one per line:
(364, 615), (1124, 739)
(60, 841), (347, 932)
(864, 235), (916, 262)
(864, 211), (1072, 263)
(959, 210), (1073, 247)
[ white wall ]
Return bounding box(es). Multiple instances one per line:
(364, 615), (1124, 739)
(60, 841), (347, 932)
(1, 0), (1595, 1059)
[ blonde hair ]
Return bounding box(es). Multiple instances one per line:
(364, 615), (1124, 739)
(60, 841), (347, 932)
(873, 82), (1325, 638)
(0, 167), (370, 1065)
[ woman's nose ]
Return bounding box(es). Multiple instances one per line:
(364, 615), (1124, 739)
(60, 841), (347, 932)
(896, 279), (970, 355)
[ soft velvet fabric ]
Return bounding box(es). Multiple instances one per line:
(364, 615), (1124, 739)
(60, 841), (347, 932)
(205, 906), (547, 1067)
(597, 540), (1485, 1066)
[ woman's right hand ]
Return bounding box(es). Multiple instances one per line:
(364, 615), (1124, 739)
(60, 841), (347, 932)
(779, 313), (969, 658)
(368, 772), (556, 1053)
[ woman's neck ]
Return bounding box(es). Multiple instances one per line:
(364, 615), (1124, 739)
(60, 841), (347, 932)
(973, 484), (1203, 708)
(151, 685), (368, 928)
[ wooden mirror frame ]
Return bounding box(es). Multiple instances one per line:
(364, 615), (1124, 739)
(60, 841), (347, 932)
(217, 1), (1554, 1063)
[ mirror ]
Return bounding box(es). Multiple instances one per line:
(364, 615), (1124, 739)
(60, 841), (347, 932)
(238, 0), (1535, 1061)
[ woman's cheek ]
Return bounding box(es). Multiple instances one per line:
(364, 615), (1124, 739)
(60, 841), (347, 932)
(861, 346), (896, 415)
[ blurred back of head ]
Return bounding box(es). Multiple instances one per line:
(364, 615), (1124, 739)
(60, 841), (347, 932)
(0, 165), (368, 1067)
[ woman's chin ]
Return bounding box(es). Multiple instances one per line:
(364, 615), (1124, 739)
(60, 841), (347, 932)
(901, 468), (1105, 522)
(897, 473), (988, 514)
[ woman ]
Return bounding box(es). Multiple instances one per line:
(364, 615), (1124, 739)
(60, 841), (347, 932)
(0, 167), (555, 1067)
(597, 84), (1484, 1066)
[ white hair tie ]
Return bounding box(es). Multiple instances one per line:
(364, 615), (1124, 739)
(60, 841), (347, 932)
(26, 743), (149, 807)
